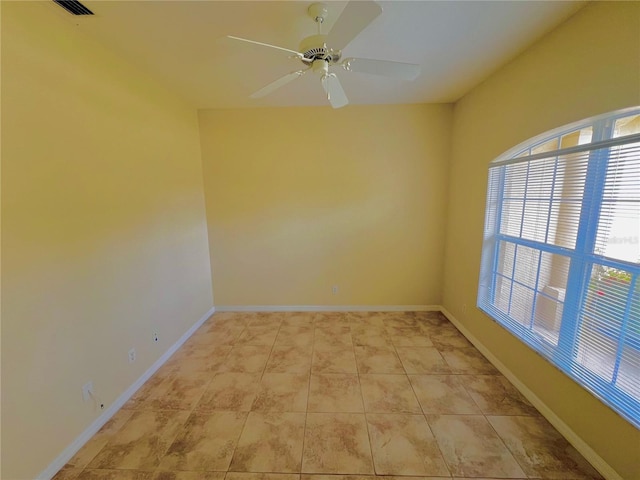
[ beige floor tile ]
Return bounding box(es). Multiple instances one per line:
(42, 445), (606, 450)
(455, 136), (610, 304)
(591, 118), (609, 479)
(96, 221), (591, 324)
(87, 410), (190, 471)
(350, 326), (392, 347)
(185, 331), (221, 347)
(302, 413), (374, 474)
(123, 373), (169, 410)
(201, 324), (246, 344)
(276, 327), (314, 348)
(310, 476), (443, 480)
(348, 312), (386, 327)
(429, 331), (473, 350)
(462, 375), (539, 415)
(383, 316), (420, 329)
(360, 375), (421, 413)
(488, 415), (603, 479)
(413, 311), (446, 321)
(308, 374), (363, 412)
(220, 346), (272, 373)
(390, 334), (433, 347)
(349, 325), (388, 336)
(409, 375), (480, 414)
(188, 326), (245, 347)
(395, 347), (450, 374)
(196, 373), (261, 412)
(265, 345), (312, 373)
(281, 313), (315, 327)
(314, 321), (349, 330)
(313, 312), (350, 326)
(230, 412), (306, 473)
(381, 477), (457, 480)
(208, 312), (252, 327)
(354, 346), (404, 374)
(164, 345), (233, 375)
(154, 473), (225, 480)
(440, 348), (498, 374)
(145, 372), (212, 411)
(300, 476), (375, 480)
(312, 346), (358, 373)
(236, 327), (280, 346)
(159, 411), (247, 471)
(204, 314), (247, 330)
(419, 322), (460, 337)
(227, 474), (300, 480)
(249, 313), (283, 328)
(66, 409), (134, 468)
(384, 325), (424, 337)
(76, 471), (154, 480)
(314, 328), (353, 347)
(252, 373), (309, 412)
(351, 331), (394, 347)
(176, 341), (234, 360)
(147, 362), (180, 381)
(427, 414), (526, 478)
(51, 467), (83, 480)
(366, 413), (449, 476)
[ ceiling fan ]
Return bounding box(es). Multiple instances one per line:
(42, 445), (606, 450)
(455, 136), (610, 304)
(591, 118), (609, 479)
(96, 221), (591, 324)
(227, 1), (421, 109)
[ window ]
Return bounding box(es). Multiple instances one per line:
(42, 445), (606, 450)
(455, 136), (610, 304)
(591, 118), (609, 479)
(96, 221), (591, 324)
(478, 108), (640, 427)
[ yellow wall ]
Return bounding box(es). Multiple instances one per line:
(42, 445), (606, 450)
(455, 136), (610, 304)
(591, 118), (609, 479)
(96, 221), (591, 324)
(199, 104), (452, 307)
(443, 2), (640, 479)
(1, 3), (213, 478)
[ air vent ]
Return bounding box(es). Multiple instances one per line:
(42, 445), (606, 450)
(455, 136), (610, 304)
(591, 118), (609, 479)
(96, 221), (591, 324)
(53, 0), (94, 16)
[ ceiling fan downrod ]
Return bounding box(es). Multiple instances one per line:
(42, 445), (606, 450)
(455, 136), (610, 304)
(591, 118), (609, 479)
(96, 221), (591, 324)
(308, 2), (328, 32)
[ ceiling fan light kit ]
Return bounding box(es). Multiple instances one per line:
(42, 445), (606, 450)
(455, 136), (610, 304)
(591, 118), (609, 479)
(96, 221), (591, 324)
(227, 1), (421, 109)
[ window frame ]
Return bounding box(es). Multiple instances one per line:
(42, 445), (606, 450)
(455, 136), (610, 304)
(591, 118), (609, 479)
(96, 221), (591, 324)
(478, 107), (640, 428)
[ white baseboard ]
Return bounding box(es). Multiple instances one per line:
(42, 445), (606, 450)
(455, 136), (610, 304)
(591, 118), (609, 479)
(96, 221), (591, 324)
(214, 304), (439, 312)
(439, 306), (622, 480)
(38, 306), (216, 480)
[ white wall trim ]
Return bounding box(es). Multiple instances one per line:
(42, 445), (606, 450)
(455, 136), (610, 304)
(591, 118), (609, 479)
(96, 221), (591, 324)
(214, 304), (439, 312)
(38, 306), (216, 480)
(439, 306), (622, 480)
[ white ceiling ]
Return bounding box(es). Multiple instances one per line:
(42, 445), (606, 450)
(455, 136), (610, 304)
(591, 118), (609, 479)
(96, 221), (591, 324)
(62, 0), (584, 109)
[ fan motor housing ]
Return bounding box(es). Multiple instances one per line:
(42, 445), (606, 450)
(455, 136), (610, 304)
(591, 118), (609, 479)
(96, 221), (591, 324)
(299, 34), (340, 64)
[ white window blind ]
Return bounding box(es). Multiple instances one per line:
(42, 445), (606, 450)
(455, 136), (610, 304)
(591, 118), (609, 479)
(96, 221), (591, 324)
(478, 109), (640, 428)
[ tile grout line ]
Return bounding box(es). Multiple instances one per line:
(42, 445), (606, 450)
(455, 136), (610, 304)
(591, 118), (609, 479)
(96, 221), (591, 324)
(298, 311), (317, 474)
(353, 314), (381, 476)
(483, 407), (531, 478)
(414, 314), (464, 478)
(394, 313), (454, 478)
(221, 312), (258, 474)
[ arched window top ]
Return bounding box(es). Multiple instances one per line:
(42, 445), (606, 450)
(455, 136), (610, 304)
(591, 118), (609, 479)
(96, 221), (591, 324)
(493, 106), (640, 165)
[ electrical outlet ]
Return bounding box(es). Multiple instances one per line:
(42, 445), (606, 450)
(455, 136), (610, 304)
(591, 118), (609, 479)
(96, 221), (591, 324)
(332, 285), (339, 295)
(82, 381), (93, 402)
(128, 348), (136, 363)
(153, 332), (159, 343)
(462, 303), (468, 314)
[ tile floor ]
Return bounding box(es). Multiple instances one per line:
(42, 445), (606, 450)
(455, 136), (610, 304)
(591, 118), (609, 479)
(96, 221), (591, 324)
(54, 311), (603, 480)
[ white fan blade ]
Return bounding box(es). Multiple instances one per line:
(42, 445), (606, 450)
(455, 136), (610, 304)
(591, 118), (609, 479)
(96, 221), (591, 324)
(250, 69), (307, 99)
(322, 74), (349, 109)
(326, 0), (382, 51)
(227, 35), (304, 59)
(342, 58), (421, 80)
